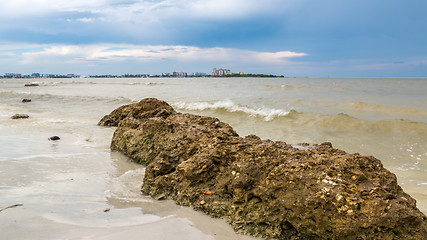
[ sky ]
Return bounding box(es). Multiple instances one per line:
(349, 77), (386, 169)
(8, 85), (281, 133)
(0, 0), (426, 77)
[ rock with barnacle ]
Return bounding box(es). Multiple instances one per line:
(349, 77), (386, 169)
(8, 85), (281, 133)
(99, 98), (427, 240)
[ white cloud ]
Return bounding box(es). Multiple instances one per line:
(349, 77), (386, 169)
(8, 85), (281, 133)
(0, 42), (310, 75)
(17, 44), (307, 64)
(0, 42), (44, 51)
(66, 18), (95, 23)
(256, 51), (308, 62)
(0, 0), (106, 17)
(187, 0), (279, 19)
(0, 0), (290, 22)
(0, 52), (17, 58)
(104, 0), (293, 23)
(0, 0), (297, 48)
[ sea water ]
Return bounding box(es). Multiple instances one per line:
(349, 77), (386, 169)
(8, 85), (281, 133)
(0, 77), (426, 239)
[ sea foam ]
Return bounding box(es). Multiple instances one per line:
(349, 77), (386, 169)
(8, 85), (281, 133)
(173, 100), (291, 121)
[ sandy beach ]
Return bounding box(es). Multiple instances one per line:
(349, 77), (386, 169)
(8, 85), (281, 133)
(0, 151), (259, 240)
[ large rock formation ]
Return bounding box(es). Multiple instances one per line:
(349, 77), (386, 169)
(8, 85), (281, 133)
(99, 98), (427, 240)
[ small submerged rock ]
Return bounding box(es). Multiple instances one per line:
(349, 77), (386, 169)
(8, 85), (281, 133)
(24, 83), (39, 87)
(22, 99), (32, 103)
(99, 98), (427, 240)
(48, 136), (61, 141)
(11, 114), (29, 119)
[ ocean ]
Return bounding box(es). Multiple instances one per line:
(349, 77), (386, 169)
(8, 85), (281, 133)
(1, 77), (426, 239)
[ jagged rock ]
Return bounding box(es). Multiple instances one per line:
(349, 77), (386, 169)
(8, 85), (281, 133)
(99, 98), (427, 240)
(98, 98), (175, 127)
(11, 114), (29, 119)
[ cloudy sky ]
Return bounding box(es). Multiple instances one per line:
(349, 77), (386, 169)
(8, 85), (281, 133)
(0, 0), (426, 77)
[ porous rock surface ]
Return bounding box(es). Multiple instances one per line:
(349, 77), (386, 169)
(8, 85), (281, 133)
(99, 98), (427, 240)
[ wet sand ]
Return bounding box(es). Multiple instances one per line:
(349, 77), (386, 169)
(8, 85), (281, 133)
(0, 151), (259, 240)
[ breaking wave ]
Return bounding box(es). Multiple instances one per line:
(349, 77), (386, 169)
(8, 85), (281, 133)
(173, 100), (426, 141)
(173, 100), (293, 121)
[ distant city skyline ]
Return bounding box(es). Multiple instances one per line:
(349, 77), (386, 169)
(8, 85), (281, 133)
(0, 1), (426, 77)
(0, 68), (253, 78)
(1, 67), (230, 78)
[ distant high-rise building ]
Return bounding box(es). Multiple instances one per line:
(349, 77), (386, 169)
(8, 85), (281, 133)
(211, 68), (231, 76)
(172, 72), (187, 77)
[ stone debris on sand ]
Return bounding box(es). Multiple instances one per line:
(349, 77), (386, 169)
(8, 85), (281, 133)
(48, 136), (61, 141)
(11, 114), (29, 119)
(99, 98), (427, 240)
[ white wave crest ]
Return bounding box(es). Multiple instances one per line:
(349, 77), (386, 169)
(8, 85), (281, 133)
(173, 100), (291, 121)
